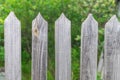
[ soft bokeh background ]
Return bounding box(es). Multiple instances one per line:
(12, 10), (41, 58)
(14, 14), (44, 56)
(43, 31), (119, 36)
(0, 0), (117, 80)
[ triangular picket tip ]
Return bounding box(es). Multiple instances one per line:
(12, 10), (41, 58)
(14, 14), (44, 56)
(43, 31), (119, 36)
(36, 12), (47, 22)
(82, 13), (98, 26)
(105, 15), (120, 32)
(105, 15), (119, 27)
(32, 12), (47, 27)
(5, 11), (20, 23)
(60, 13), (66, 18)
(37, 13), (47, 22)
(32, 13), (48, 37)
(55, 13), (70, 24)
(108, 15), (118, 22)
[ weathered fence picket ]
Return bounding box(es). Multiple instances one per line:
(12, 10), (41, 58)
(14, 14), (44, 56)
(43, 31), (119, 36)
(4, 12), (21, 80)
(80, 14), (98, 80)
(32, 13), (48, 80)
(1, 11), (120, 80)
(55, 13), (71, 80)
(104, 15), (120, 80)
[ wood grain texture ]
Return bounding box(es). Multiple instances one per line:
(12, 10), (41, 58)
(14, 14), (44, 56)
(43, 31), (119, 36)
(4, 12), (21, 80)
(55, 13), (71, 80)
(104, 15), (120, 80)
(32, 13), (48, 80)
(80, 14), (98, 80)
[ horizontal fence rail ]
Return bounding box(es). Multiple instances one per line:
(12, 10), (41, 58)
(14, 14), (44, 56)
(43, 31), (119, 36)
(0, 11), (120, 80)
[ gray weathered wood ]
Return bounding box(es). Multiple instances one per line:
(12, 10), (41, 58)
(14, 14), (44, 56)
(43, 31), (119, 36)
(55, 13), (71, 80)
(4, 12), (21, 80)
(104, 15), (120, 80)
(32, 13), (48, 80)
(80, 14), (98, 80)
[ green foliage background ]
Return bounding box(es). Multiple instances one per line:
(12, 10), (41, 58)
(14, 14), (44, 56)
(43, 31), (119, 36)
(0, 0), (116, 80)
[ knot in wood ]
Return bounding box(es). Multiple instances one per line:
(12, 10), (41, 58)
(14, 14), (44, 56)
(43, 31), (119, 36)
(33, 26), (39, 37)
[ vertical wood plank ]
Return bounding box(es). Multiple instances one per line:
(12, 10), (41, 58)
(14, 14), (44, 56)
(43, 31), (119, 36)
(55, 13), (71, 80)
(104, 15), (120, 80)
(80, 14), (98, 80)
(32, 13), (48, 80)
(4, 12), (21, 80)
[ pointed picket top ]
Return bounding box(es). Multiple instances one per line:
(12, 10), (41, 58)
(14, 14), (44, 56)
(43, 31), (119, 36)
(5, 11), (20, 24)
(106, 15), (119, 26)
(32, 12), (48, 38)
(32, 12), (47, 27)
(106, 15), (118, 24)
(105, 15), (120, 32)
(55, 13), (71, 24)
(32, 12), (47, 26)
(81, 13), (98, 36)
(58, 13), (67, 19)
(82, 13), (98, 27)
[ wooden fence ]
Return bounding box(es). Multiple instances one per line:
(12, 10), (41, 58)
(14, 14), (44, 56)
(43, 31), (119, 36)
(1, 11), (120, 80)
